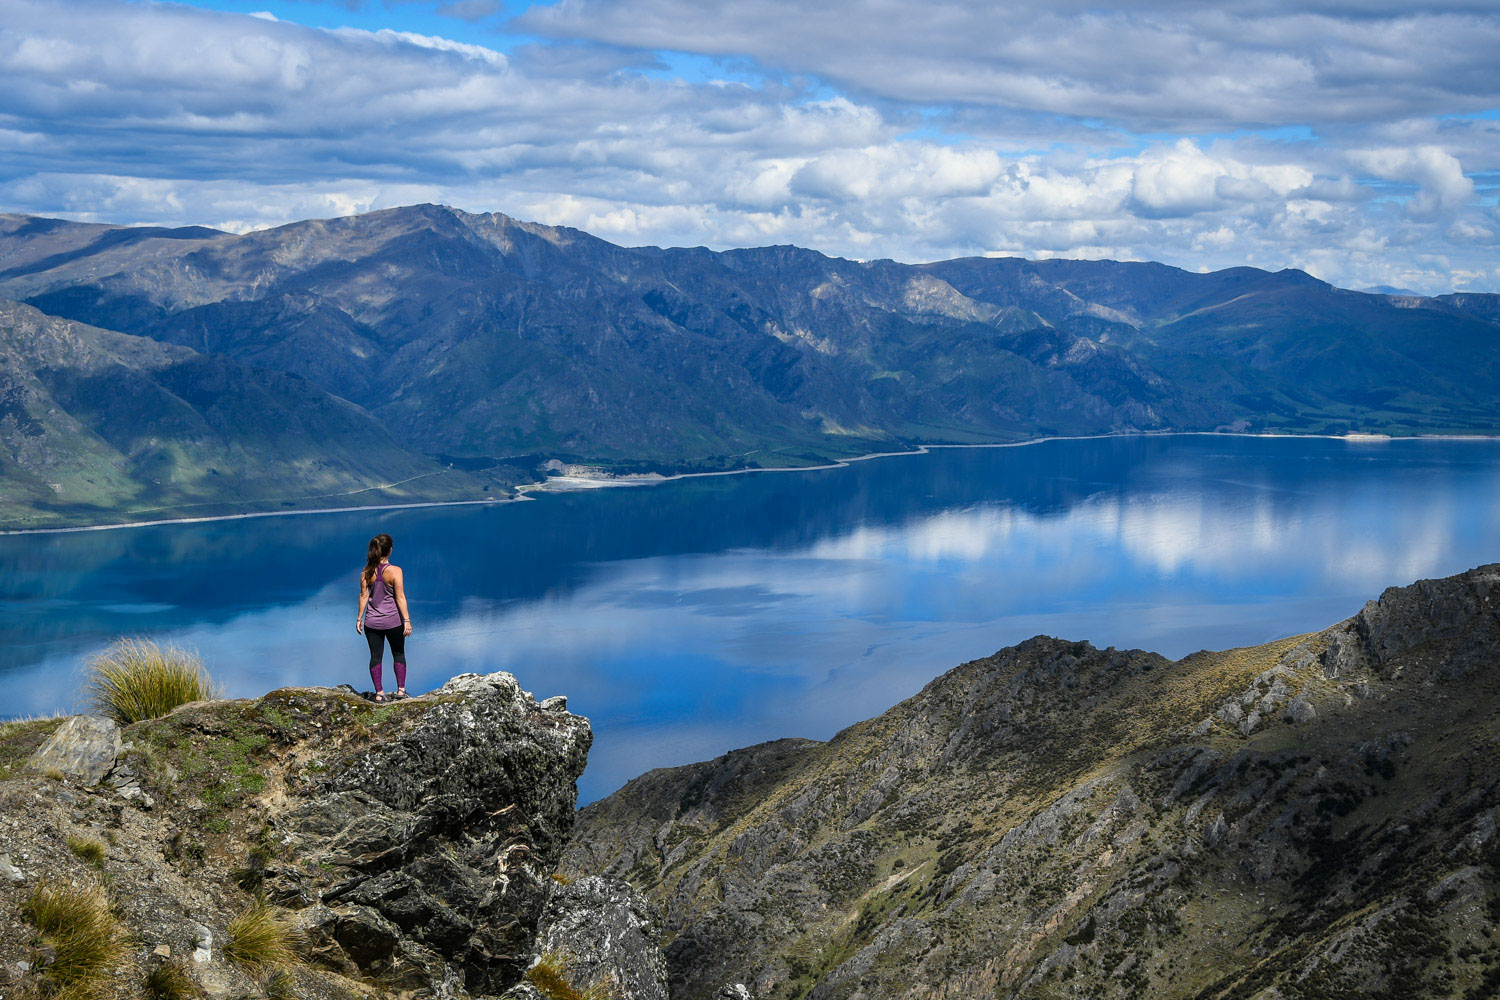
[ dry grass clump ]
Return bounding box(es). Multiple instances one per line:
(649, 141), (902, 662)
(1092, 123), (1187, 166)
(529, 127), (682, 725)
(223, 898), (297, 971)
(85, 638), (218, 725)
(525, 952), (620, 1000)
(65, 836), (106, 869)
(256, 968), (297, 1000)
(23, 879), (125, 999)
(142, 960), (203, 1000)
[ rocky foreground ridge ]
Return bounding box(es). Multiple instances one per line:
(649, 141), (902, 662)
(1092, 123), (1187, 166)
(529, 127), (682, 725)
(568, 565), (1500, 1000)
(0, 673), (677, 1000)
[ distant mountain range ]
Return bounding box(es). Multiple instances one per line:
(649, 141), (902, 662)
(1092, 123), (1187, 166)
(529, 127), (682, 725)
(2, 205), (1498, 527)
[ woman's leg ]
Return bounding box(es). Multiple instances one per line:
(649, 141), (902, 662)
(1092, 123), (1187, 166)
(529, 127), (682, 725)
(366, 627), (387, 694)
(389, 630), (407, 693)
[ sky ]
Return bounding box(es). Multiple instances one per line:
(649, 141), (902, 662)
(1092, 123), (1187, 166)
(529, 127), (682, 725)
(1, 1), (1498, 292)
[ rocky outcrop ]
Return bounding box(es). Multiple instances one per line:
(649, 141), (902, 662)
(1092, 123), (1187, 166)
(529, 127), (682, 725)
(567, 565), (1500, 999)
(0, 671), (592, 999)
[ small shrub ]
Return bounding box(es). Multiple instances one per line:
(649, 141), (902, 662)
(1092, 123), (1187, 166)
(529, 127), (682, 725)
(86, 638), (218, 725)
(23, 879), (125, 999)
(143, 960), (202, 1000)
(66, 836), (107, 869)
(525, 952), (619, 1000)
(224, 898), (296, 970)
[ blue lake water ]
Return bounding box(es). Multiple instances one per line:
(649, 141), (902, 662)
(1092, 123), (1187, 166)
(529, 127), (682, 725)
(3, 434), (1499, 801)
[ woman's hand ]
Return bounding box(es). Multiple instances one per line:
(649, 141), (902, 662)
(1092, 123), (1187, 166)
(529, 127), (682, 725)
(356, 619), (364, 635)
(403, 620), (412, 638)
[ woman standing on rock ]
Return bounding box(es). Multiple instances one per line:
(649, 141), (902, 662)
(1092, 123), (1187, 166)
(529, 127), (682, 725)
(357, 532), (412, 702)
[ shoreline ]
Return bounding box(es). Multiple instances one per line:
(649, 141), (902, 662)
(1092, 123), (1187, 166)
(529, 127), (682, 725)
(4, 428), (1498, 537)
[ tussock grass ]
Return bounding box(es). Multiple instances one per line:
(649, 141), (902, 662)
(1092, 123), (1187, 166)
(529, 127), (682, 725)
(23, 879), (125, 999)
(86, 639), (218, 725)
(257, 968), (297, 1000)
(142, 960), (202, 1000)
(66, 836), (106, 869)
(525, 952), (619, 1000)
(224, 898), (297, 971)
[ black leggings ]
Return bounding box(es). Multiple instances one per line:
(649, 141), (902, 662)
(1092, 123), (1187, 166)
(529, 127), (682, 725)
(365, 626), (407, 692)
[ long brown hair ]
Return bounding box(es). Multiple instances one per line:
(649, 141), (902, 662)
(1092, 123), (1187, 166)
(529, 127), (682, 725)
(363, 533), (393, 587)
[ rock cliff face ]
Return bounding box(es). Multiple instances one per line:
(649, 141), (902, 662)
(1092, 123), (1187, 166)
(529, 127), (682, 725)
(0, 672), (660, 999)
(566, 566), (1500, 999)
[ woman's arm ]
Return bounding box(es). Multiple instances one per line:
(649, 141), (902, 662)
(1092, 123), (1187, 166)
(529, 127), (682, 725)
(356, 573), (369, 634)
(391, 567), (412, 637)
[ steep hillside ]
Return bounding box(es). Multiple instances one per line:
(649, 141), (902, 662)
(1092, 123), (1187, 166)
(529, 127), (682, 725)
(567, 565), (1500, 1000)
(0, 299), (496, 529)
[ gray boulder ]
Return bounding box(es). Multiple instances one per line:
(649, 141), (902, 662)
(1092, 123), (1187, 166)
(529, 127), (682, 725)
(26, 715), (120, 785)
(1284, 695), (1317, 723)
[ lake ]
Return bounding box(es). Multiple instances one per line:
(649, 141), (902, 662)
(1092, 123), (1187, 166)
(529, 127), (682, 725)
(3, 434), (1498, 801)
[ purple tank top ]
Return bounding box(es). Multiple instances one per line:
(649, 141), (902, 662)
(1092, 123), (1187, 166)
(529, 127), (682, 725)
(364, 563), (402, 629)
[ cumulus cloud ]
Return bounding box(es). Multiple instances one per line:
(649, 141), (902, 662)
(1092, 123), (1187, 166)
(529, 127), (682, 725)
(1347, 146), (1476, 219)
(0, 0), (1495, 292)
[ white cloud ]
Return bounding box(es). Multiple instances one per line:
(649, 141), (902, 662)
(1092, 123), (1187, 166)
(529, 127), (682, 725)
(0, 0), (1495, 292)
(516, 0), (1500, 130)
(1347, 146), (1477, 219)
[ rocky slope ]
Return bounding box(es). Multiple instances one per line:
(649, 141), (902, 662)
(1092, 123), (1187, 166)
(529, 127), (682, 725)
(3, 206), (1497, 506)
(0, 299), (505, 529)
(566, 565), (1500, 1000)
(0, 673), (675, 1000)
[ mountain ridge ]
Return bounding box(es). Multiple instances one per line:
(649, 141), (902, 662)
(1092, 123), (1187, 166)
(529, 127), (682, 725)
(0, 298), (506, 528)
(565, 564), (1500, 999)
(2, 204), (1499, 527)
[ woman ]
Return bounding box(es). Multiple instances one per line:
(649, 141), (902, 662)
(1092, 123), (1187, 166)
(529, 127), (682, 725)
(356, 533), (412, 702)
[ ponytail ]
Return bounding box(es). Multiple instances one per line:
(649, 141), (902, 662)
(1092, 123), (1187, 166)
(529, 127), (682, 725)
(363, 533), (393, 586)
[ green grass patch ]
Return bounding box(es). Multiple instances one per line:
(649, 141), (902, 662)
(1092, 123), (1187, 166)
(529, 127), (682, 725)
(86, 638), (218, 724)
(363, 703), (400, 728)
(139, 711), (273, 825)
(23, 879), (126, 1000)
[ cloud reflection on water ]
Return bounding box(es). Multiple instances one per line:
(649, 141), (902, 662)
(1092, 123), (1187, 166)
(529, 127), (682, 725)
(2, 436), (1497, 800)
